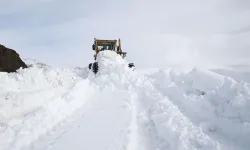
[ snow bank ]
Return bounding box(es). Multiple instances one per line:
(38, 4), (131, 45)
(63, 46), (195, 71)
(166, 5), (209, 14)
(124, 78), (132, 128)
(146, 68), (250, 150)
(202, 78), (250, 149)
(169, 68), (225, 92)
(211, 68), (250, 83)
(127, 76), (220, 150)
(0, 64), (95, 150)
(23, 58), (51, 69)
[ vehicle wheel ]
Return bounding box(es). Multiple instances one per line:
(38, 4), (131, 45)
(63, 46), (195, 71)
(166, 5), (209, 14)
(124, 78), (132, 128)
(88, 63), (92, 69)
(128, 63), (134, 68)
(92, 62), (98, 74)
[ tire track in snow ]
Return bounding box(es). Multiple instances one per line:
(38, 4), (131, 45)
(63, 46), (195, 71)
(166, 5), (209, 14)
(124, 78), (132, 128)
(125, 92), (157, 150)
(126, 93), (139, 150)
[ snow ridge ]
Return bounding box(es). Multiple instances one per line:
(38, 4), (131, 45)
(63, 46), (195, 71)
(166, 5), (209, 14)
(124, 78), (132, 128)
(0, 64), (95, 150)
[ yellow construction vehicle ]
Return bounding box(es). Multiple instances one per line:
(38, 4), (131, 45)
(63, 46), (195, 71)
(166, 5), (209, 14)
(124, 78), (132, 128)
(92, 38), (127, 59)
(88, 38), (135, 74)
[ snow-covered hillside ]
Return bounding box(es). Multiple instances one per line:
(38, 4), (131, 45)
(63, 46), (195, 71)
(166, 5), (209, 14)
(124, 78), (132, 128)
(1, 51), (250, 150)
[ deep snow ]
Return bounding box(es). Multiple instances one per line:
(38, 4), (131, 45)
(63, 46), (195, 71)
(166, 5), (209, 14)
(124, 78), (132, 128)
(0, 50), (250, 150)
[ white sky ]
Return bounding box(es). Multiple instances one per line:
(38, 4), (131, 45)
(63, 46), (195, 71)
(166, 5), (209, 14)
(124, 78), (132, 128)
(0, 0), (250, 68)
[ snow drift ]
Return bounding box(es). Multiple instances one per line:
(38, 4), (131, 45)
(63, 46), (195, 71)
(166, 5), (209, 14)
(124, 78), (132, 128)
(0, 63), (96, 150)
(145, 67), (250, 150)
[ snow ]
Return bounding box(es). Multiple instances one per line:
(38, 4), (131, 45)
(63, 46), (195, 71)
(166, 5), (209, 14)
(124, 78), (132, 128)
(145, 67), (250, 150)
(45, 89), (132, 150)
(1, 50), (250, 150)
(0, 64), (95, 150)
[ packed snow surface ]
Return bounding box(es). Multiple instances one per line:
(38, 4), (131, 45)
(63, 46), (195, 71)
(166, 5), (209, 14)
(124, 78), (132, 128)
(1, 50), (250, 150)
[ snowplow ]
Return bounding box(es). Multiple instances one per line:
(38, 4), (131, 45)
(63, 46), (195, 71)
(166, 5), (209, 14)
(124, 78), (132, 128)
(88, 38), (135, 74)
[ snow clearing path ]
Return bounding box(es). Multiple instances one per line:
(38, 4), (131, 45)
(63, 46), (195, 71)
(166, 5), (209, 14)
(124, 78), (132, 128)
(46, 89), (133, 150)
(1, 51), (250, 150)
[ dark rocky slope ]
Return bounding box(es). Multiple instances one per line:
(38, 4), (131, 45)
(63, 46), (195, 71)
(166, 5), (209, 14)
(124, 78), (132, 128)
(0, 44), (27, 73)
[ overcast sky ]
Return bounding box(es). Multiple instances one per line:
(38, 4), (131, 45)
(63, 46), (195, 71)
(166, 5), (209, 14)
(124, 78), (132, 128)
(1, 0), (250, 68)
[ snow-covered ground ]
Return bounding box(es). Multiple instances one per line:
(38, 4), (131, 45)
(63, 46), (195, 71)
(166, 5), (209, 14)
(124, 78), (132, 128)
(1, 51), (250, 150)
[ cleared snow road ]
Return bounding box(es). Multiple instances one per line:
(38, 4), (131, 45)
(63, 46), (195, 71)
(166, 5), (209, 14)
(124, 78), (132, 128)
(45, 89), (134, 150)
